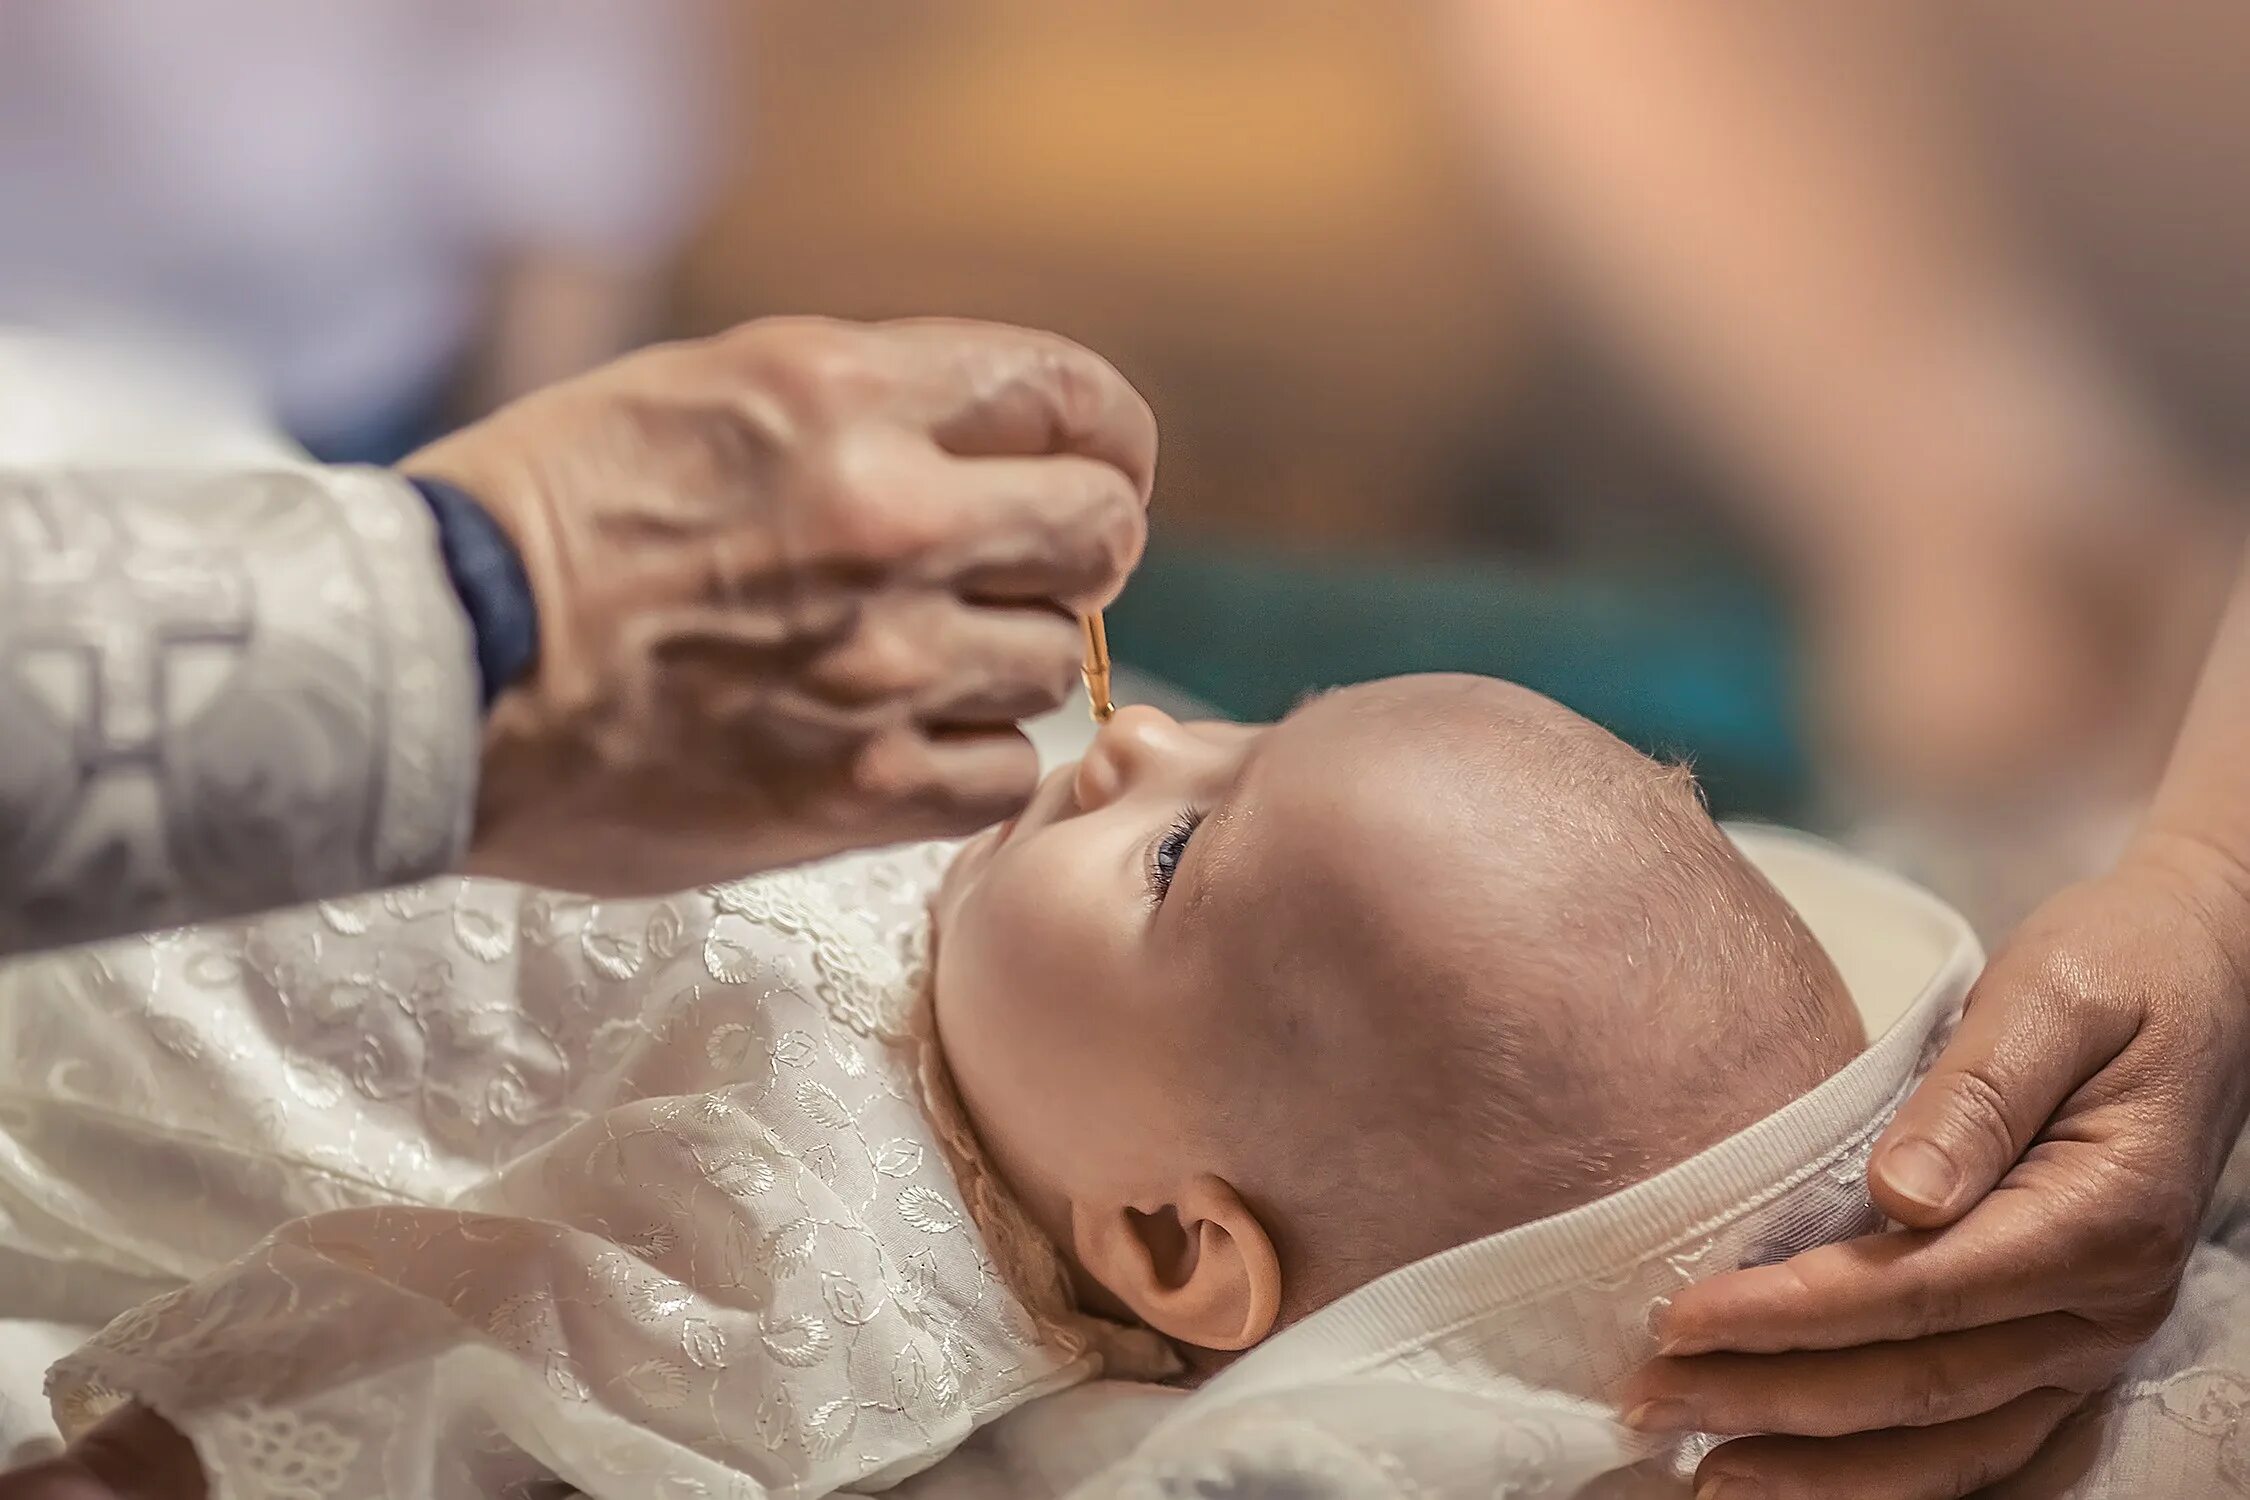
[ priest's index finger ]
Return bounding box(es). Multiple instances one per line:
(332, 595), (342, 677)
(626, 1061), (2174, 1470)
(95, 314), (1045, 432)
(881, 319), (1158, 502)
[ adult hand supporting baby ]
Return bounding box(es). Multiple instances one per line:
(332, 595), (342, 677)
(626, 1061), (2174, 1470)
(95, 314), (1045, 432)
(1630, 855), (2250, 1497)
(408, 316), (1154, 894)
(1629, 537), (2250, 1499)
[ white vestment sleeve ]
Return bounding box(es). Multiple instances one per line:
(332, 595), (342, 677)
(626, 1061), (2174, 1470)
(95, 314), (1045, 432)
(0, 466), (480, 954)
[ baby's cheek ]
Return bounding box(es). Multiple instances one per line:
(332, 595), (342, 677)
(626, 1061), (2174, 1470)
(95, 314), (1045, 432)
(975, 841), (1094, 952)
(936, 873), (1061, 1033)
(942, 834), (1145, 1061)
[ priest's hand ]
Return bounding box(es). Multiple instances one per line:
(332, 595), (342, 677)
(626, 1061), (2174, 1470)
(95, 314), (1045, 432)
(408, 316), (1154, 894)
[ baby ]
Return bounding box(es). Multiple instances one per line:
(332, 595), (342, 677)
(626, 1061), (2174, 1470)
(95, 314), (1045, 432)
(931, 674), (1861, 1358)
(0, 676), (1899, 1498)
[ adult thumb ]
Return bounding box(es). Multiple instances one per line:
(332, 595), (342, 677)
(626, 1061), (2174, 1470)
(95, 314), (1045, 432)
(1870, 951), (2120, 1230)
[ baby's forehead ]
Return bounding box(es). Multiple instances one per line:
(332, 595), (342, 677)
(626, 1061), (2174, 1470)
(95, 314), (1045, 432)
(1274, 675), (1612, 761)
(1230, 678), (1672, 944)
(1191, 693), (1563, 1075)
(1254, 678), (1624, 838)
(1200, 685), (1708, 1093)
(1225, 700), (1505, 920)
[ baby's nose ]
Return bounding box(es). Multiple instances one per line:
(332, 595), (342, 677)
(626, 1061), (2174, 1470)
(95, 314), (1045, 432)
(1074, 704), (1184, 808)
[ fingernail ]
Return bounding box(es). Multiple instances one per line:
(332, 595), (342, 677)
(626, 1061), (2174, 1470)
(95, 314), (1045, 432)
(1643, 1293), (1673, 1341)
(1882, 1138), (1960, 1212)
(1623, 1398), (1696, 1433)
(1697, 1478), (1766, 1500)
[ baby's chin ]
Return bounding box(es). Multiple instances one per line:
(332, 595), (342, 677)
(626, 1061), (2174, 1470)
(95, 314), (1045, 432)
(933, 822), (1005, 926)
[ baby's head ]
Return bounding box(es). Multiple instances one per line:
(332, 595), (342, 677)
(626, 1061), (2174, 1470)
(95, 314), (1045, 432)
(931, 675), (1857, 1361)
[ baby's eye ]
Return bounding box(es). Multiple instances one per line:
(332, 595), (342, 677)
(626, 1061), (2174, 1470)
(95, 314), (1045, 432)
(1146, 808), (1204, 906)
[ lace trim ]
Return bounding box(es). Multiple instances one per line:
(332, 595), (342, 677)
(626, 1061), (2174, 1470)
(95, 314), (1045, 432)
(717, 844), (1177, 1380)
(909, 986), (1181, 1385)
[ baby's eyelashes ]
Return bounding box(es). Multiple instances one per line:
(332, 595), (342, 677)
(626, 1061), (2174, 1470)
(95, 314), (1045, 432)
(1146, 808), (1204, 907)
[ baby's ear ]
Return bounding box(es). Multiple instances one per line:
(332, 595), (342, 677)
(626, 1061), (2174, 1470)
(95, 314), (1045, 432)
(1071, 1174), (1281, 1351)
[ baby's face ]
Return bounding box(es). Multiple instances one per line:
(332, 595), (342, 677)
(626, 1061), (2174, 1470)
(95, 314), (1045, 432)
(930, 679), (1513, 1257)
(930, 702), (1274, 1221)
(931, 675), (1857, 1349)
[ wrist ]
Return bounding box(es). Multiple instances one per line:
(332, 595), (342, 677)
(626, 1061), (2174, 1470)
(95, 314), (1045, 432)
(2120, 827), (2250, 1005)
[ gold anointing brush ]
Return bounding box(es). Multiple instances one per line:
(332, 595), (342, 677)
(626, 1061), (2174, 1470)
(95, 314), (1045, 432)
(1080, 612), (1115, 723)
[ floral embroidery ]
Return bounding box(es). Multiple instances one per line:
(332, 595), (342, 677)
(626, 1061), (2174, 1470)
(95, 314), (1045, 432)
(31, 845), (1144, 1499)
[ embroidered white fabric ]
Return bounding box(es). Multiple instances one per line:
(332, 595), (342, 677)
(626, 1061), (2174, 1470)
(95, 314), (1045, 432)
(4, 843), (1167, 1499)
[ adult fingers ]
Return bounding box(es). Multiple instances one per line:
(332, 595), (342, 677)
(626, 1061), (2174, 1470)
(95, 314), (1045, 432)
(913, 607), (1085, 727)
(1868, 924), (2138, 1230)
(1692, 1386), (2084, 1500)
(847, 726), (1044, 841)
(920, 454), (1148, 611)
(1656, 1183), (2090, 1355)
(1624, 1312), (2119, 1438)
(882, 320), (1159, 502)
(797, 596), (1079, 717)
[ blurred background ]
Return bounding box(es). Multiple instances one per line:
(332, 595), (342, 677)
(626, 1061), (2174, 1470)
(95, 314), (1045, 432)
(8, 0), (2248, 933)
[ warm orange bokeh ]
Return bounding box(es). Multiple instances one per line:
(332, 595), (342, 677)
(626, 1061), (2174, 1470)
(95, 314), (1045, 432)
(677, 3), (1520, 550)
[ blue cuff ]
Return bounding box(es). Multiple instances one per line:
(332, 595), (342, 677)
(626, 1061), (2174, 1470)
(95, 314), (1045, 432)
(407, 475), (540, 710)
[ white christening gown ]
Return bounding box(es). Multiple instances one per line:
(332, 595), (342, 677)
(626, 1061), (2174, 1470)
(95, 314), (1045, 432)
(1, 842), (1166, 1498)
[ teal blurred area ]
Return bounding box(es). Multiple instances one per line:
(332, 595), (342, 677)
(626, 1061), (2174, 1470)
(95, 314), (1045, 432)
(1108, 544), (1807, 823)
